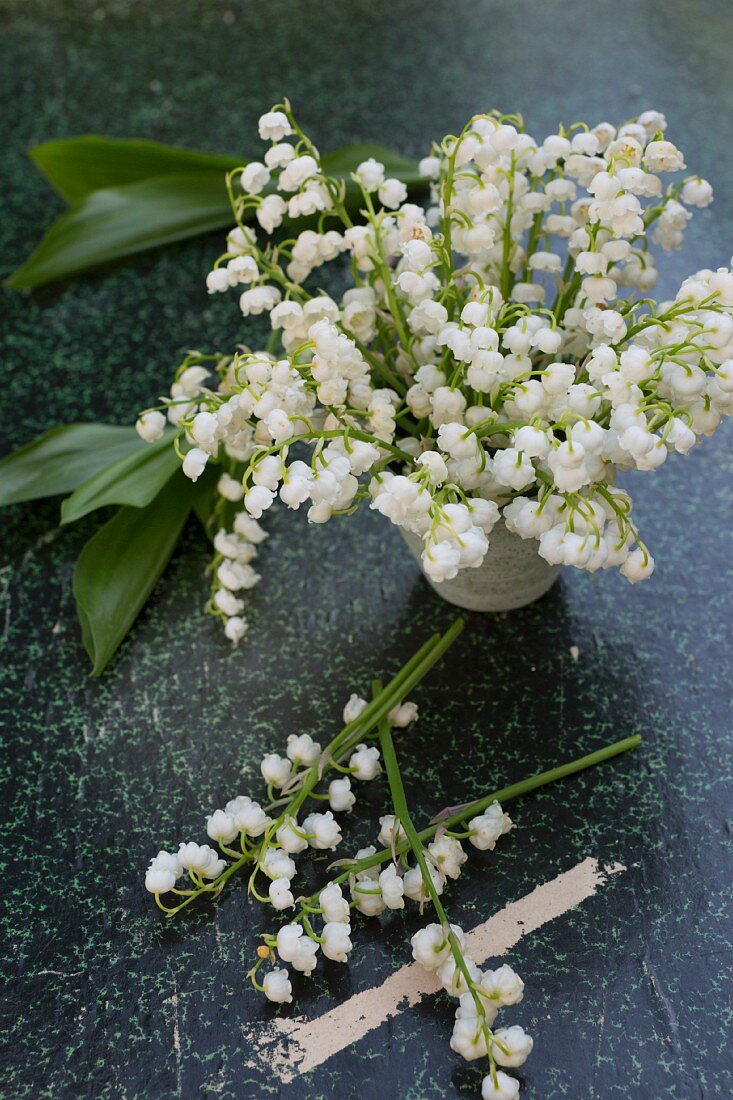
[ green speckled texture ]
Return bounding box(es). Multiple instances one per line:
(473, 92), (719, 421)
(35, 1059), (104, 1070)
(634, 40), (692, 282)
(1, 2), (732, 1097)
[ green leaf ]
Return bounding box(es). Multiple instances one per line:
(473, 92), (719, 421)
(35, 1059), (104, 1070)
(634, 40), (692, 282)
(73, 473), (191, 675)
(6, 139), (427, 289)
(322, 143), (422, 184)
(28, 135), (420, 205)
(190, 463), (221, 538)
(30, 136), (242, 204)
(6, 172), (234, 289)
(60, 433), (179, 525)
(0, 423), (145, 506)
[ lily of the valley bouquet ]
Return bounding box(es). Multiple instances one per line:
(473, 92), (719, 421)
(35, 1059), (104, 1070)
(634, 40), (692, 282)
(135, 103), (733, 645)
(135, 104), (730, 1098)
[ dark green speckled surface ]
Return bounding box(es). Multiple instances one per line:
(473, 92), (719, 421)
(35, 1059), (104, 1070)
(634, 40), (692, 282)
(1, 2), (732, 1097)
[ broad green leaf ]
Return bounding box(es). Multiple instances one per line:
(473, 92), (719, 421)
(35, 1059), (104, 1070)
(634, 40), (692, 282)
(73, 474), (191, 675)
(31, 136), (242, 204)
(190, 464), (221, 538)
(190, 463), (248, 541)
(61, 433), (179, 525)
(0, 423), (145, 506)
(5, 172), (233, 289)
(6, 141), (426, 289)
(29, 135), (420, 205)
(322, 143), (422, 184)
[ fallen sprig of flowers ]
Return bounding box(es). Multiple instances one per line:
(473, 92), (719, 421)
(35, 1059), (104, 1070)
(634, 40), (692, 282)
(145, 619), (641, 1097)
(133, 102), (733, 643)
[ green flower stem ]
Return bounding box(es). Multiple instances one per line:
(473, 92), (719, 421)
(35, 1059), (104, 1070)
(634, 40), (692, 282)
(250, 427), (416, 471)
(375, 686), (499, 1064)
(499, 153), (516, 301)
(440, 144), (458, 285)
(159, 854), (249, 916)
(162, 644), (639, 919)
(160, 622), (465, 915)
(521, 208), (548, 283)
(330, 732), (642, 884)
(360, 189), (413, 353)
(274, 618), (465, 811)
(352, 336), (409, 397)
(471, 419), (526, 440)
(553, 254), (582, 325)
(621, 294), (717, 344)
(278, 732), (642, 918)
(244, 620), (466, 899)
(595, 484), (650, 562)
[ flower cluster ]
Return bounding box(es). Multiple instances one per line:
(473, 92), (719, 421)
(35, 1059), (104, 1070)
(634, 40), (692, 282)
(250, 778), (526, 1100)
(414, 924), (531, 1099)
(142, 620), (646, 1095)
(137, 102), (732, 637)
(143, 623), (532, 1096)
(404, 804), (534, 1100)
(146, 710), (527, 1096)
(144, 692), (402, 903)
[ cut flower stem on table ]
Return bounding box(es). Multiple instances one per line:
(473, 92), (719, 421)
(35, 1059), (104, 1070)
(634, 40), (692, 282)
(144, 618), (640, 1097)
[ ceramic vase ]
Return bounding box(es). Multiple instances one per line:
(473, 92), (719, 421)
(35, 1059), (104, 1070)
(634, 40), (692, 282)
(400, 524), (560, 612)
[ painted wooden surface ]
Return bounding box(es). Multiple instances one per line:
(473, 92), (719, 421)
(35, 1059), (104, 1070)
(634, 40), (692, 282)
(1, 2), (732, 1097)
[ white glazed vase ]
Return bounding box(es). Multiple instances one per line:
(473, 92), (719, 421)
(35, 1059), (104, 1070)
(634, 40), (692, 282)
(399, 523), (560, 612)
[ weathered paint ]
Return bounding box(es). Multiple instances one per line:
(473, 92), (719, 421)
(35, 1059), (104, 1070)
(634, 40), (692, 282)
(2, 2), (732, 1098)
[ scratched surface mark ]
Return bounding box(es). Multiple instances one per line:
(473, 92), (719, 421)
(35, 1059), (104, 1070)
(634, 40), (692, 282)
(1, 2), (732, 1098)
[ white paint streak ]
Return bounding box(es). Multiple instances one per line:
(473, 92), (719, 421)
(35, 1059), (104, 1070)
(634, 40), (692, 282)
(244, 857), (625, 1084)
(37, 968), (84, 978)
(164, 979), (183, 1098)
